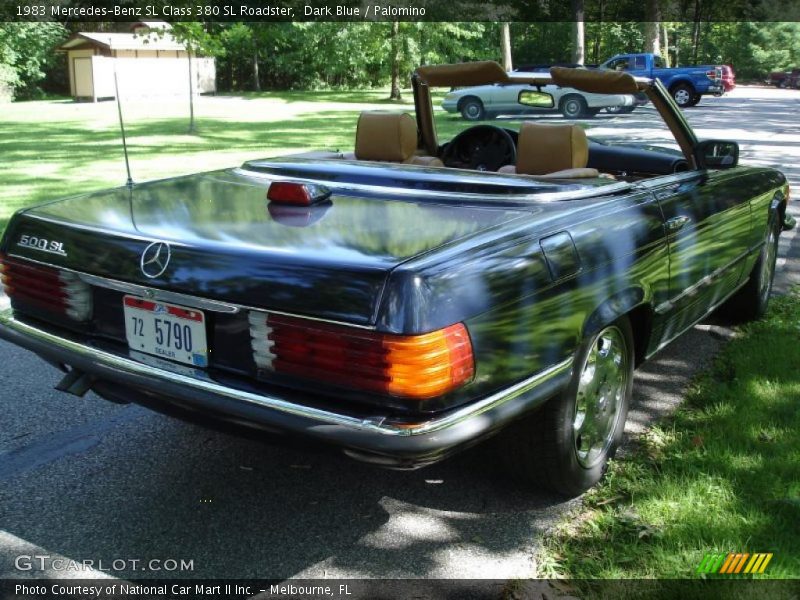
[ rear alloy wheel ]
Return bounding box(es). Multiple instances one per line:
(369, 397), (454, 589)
(560, 95), (589, 119)
(499, 318), (634, 497)
(719, 214), (780, 322)
(460, 98), (486, 121)
(671, 83), (696, 108)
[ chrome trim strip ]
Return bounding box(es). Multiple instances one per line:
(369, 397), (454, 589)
(654, 248), (751, 315)
(0, 308), (572, 437)
(6, 254), (376, 329)
(81, 272), (241, 314)
(234, 167), (634, 203)
(649, 275), (750, 358)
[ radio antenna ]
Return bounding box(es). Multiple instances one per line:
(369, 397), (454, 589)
(112, 49), (134, 188)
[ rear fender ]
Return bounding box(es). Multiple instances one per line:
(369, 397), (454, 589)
(581, 287), (647, 339)
(668, 76), (695, 91)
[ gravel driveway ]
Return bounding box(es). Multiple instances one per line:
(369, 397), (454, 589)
(0, 86), (797, 581)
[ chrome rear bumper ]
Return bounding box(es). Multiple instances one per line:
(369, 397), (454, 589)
(0, 309), (572, 465)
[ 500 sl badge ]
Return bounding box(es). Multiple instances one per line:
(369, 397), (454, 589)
(17, 235), (67, 256)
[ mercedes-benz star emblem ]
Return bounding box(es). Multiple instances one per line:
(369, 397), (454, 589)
(140, 242), (171, 279)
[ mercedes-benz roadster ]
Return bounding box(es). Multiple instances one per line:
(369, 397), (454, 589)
(0, 62), (792, 495)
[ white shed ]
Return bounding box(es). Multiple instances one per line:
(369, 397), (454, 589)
(57, 22), (216, 101)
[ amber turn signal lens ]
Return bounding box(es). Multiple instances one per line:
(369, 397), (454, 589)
(383, 324), (474, 399)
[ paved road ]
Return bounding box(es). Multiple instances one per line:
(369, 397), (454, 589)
(0, 86), (798, 581)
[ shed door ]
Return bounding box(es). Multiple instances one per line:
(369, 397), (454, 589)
(73, 57), (93, 97)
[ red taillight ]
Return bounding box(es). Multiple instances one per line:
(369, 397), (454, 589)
(706, 69), (719, 80)
(267, 182), (331, 206)
(248, 312), (474, 400)
(0, 254), (92, 321)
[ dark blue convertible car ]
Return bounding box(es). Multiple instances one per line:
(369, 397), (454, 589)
(0, 62), (792, 496)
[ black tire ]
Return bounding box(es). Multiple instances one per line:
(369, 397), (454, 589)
(686, 93), (702, 107)
(459, 97), (485, 121)
(778, 80), (788, 89)
(671, 83), (696, 108)
(560, 95), (589, 119)
(719, 213), (781, 322)
(498, 317), (634, 497)
(605, 105), (635, 114)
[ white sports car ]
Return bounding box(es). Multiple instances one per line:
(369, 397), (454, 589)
(442, 72), (647, 120)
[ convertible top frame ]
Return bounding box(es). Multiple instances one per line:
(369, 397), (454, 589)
(410, 61), (699, 169)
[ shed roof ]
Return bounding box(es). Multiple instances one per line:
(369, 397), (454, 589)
(58, 31), (186, 52)
(132, 21), (173, 31)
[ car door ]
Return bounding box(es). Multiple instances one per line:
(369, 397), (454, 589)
(491, 83), (527, 114)
(605, 56), (631, 72)
(638, 170), (752, 342)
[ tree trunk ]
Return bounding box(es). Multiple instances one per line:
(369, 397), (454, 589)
(591, 0), (604, 65)
(500, 23), (512, 71)
(661, 23), (670, 66)
(692, 0), (701, 64)
(252, 49), (260, 92)
(644, 0), (661, 56)
(187, 47), (195, 134)
(571, 0), (585, 64)
(389, 21), (401, 100)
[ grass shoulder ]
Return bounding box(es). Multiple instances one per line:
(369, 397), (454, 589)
(537, 289), (800, 584)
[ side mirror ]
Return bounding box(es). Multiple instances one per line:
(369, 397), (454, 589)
(694, 139), (739, 169)
(518, 89), (555, 108)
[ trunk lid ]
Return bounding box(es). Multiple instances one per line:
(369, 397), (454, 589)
(5, 162), (567, 325)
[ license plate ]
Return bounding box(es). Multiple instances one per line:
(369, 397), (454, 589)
(123, 295), (208, 367)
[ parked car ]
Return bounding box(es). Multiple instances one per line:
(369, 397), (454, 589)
(442, 73), (646, 119)
(600, 53), (724, 107)
(766, 68), (800, 88)
(721, 65), (736, 92)
(514, 63), (590, 72)
(0, 61), (792, 496)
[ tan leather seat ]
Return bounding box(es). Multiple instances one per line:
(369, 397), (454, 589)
(498, 122), (599, 179)
(353, 111), (443, 167)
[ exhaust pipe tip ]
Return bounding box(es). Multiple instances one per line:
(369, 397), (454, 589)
(55, 369), (95, 397)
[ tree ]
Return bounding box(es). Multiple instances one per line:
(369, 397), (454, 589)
(644, 0), (661, 55)
(168, 22), (223, 133)
(0, 22), (67, 100)
(572, 0), (585, 64)
(390, 21), (401, 100)
(691, 0), (702, 63)
(500, 23), (512, 71)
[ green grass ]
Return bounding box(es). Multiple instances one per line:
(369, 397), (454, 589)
(537, 290), (800, 588)
(0, 89), (536, 235)
(0, 90), (415, 233)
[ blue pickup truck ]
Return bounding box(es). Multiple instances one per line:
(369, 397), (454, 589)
(600, 53), (724, 108)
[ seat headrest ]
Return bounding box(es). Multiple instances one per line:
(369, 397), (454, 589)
(355, 112), (418, 162)
(515, 123), (589, 175)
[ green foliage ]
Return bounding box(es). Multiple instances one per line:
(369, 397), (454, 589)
(211, 22), (492, 92)
(2, 20), (800, 97)
(0, 22), (67, 100)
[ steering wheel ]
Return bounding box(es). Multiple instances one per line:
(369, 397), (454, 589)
(441, 125), (517, 172)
